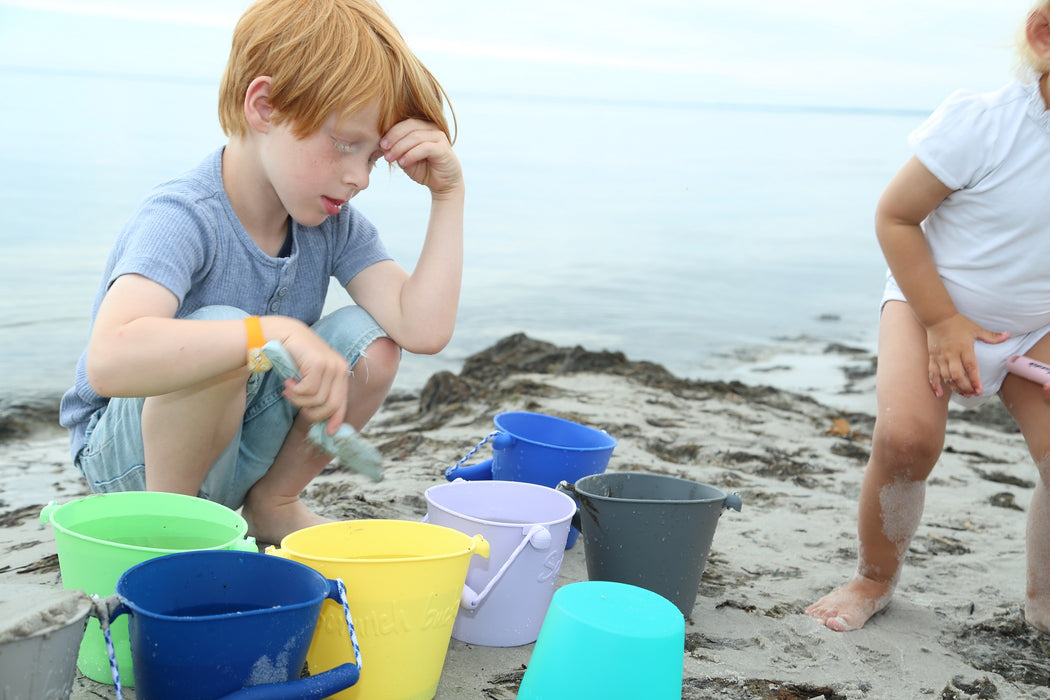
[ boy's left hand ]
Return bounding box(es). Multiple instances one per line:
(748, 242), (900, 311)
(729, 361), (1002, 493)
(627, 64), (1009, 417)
(381, 119), (462, 198)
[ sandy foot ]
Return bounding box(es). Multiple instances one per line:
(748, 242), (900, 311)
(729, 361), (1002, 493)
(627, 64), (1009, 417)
(805, 574), (894, 632)
(241, 497), (332, 547)
(1026, 600), (1050, 634)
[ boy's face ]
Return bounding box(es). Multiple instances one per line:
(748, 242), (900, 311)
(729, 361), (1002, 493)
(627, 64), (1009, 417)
(263, 100), (384, 227)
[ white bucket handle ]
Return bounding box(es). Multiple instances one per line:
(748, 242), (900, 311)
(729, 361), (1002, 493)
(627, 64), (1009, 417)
(460, 524), (550, 610)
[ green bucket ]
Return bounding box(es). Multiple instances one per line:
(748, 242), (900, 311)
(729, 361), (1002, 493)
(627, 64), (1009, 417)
(39, 491), (257, 686)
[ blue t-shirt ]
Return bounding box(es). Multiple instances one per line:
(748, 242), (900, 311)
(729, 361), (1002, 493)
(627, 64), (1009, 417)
(59, 146), (391, 459)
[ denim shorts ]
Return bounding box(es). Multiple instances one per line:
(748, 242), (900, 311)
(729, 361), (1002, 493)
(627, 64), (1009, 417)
(76, 304), (386, 510)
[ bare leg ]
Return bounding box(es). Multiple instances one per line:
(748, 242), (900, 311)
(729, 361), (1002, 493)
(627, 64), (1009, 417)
(806, 302), (950, 631)
(142, 368), (248, 495)
(1026, 477), (1050, 632)
(242, 337), (400, 545)
(999, 340), (1050, 634)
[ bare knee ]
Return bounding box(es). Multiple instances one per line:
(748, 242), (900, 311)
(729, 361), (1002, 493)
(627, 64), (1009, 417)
(343, 337), (399, 430)
(870, 420), (944, 479)
(355, 337), (400, 387)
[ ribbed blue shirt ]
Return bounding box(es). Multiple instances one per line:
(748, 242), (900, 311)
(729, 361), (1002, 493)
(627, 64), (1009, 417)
(59, 146), (391, 459)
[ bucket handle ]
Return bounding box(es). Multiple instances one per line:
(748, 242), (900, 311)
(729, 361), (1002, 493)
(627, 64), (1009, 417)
(231, 535), (259, 553)
(444, 430), (504, 481)
(555, 481), (583, 532)
(101, 577), (363, 700)
(267, 547), (364, 672)
(219, 662), (360, 700)
(418, 511), (501, 598)
(331, 578), (363, 671)
(557, 480), (743, 521)
(460, 524), (550, 610)
(220, 578), (363, 700)
(39, 500), (59, 526)
(92, 594), (126, 700)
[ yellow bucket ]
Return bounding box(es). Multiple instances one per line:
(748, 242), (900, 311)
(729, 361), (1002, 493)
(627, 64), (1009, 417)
(267, 519), (488, 700)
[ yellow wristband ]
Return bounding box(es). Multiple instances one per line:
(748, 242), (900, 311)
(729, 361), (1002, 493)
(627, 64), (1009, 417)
(245, 316), (272, 373)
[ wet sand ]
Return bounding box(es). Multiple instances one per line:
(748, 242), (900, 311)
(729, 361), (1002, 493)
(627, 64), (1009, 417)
(2, 334), (1049, 699)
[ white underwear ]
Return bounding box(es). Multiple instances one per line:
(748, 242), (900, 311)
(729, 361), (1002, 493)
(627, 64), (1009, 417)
(882, 274), (1050, 407)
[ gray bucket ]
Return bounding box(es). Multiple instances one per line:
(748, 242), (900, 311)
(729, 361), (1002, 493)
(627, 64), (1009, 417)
(559, 472), (741, 617)
(0, 584), (96, 699)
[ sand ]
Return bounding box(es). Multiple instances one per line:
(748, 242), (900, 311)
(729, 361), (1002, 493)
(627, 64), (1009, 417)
(1, 333), (1049, 699)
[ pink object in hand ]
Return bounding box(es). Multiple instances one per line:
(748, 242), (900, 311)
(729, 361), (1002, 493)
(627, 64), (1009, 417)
(1006, 354), (1050, 389)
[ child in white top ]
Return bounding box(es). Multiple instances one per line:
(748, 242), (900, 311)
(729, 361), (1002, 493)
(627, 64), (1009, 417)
(806, 3), (1050, 632)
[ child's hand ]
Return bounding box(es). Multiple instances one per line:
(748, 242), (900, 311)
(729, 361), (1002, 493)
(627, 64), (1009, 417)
(381, 119), (462, 199)
(925, 313), (1009, 398)
(279, 331), (350, 435)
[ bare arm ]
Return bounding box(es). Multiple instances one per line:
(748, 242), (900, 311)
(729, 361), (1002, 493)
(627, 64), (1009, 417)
(875, 156), (1008, 397)
(86, 273), (352, 429)
(875, 157), (957, 326)
(86, 275), (245, 397)
(347, 118), (464, 355)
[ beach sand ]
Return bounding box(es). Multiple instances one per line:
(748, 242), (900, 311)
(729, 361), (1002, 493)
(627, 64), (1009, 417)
(2, 333), (1049, 699)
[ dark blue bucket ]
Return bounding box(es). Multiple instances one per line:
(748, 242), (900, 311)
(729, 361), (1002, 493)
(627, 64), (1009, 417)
(445, 412), (617, 548)
(107, 550), (360, 700)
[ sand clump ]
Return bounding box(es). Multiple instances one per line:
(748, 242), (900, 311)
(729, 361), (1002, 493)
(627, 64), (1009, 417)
(0, 584), (92, 644)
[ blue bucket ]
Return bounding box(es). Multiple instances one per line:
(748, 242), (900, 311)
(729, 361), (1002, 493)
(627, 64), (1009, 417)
(445, 412), (617, 548)
(105, 550), (361, 700)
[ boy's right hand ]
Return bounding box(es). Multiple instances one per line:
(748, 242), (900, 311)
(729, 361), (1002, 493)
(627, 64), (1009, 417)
(381, 118), (462, 199)
(925, 313), (1009, 398)
(273, 325), (350, 435)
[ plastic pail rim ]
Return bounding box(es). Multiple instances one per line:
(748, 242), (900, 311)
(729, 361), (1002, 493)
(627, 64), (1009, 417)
(272, 519), (489, 565)
(114, 550), (328, 620)
(40, 492), (250, 554)
(425, 481), (577, 530)
(493, 411), (617, 451)
(573, 473), (735, 506)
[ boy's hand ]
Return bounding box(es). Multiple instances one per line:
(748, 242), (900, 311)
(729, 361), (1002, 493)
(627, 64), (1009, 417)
(925, 313), (1009, 398)
(381, 119), (462, 198)
(278, 330), (350, 435)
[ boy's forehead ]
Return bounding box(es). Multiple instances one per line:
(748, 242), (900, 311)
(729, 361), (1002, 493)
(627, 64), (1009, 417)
(328, 102), (383, 139)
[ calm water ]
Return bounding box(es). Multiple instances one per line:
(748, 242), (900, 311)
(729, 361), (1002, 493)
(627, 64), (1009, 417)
(0, 18), (926, 417)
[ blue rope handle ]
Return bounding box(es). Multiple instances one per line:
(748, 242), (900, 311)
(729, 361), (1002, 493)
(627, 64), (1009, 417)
(450, 430), (499, 471)
(335, 579), (363, 670)
(90, 594), (123, 700)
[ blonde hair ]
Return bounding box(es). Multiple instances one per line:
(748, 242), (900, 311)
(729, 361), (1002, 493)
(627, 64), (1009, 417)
(218, 0), (453, 142)
(1016, 2), (1050, 78)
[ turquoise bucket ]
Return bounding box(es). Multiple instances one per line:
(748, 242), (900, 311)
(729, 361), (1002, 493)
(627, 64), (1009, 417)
(517, 581), (684, 699)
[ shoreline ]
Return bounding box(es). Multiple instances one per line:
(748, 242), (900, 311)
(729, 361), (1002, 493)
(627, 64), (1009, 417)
(2, 333), (1048, 699)
(0, 331), (878, 438)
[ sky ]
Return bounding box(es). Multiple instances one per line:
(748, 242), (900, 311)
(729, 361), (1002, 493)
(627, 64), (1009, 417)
(0, 0), (1037, 112)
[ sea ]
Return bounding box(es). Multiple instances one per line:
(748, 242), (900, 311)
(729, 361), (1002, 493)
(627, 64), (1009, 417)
(0, 5), (943, 431)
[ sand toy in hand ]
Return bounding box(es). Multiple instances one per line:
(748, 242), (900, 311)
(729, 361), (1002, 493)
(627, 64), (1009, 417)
(261, 340), (383, 481)
(1007, 354), (1050, 391)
